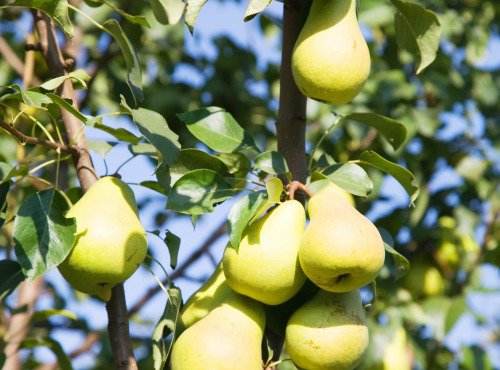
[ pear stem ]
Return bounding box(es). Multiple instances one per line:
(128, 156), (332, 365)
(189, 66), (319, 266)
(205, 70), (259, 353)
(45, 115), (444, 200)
(287, 181), (313, 200)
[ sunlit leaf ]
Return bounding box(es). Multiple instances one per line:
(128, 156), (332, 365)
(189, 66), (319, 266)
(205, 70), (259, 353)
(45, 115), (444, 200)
(148, 0), (185, 25)
(254, 151), (289, 174)
(102, 0), (150, 27)
(319, 163), (373, 197)
(244, 0), (273, 22)
(40, 69), (91, 90)
(31, 309), (77, 322)
(20, 337), (72, 370)
(164, 231), (181, 269)
(184, 0), (208, 34)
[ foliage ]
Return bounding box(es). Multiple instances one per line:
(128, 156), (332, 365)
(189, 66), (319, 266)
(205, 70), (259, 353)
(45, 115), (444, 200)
(0, 0), (499, 369)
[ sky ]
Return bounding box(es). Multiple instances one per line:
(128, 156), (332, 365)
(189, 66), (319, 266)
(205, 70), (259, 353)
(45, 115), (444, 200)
(2, 0), (500, 368)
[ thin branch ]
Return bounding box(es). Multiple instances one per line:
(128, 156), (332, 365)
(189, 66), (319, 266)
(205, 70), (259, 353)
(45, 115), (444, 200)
(0, 35), (42, 86)
(0, 118), (75, 153)
(128, 219), (228, 316)
(286, 180), (313, 200)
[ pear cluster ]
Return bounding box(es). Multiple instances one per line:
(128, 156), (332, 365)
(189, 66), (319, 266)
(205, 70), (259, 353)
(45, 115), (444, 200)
(171, 185), (385, 369)
(292, 0), (371, 105)
(57, 176), (148, 300)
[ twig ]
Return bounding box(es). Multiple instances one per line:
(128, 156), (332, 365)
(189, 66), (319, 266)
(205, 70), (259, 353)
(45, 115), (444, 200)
(128, 219), (228, 316)
(286, 180), (313, 200)
(0, 118), (75, 153)
(0, 35), (42, 86)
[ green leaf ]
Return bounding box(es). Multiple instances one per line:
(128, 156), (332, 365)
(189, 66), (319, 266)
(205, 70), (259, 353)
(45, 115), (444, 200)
(46, 93), (87, 122)
(93, 124), (142, 143)
(87, 141), (116, 157)
(342, 112), (407, 151)
(13, 189), (77, 282)
(391, 0), (441, 74)
(103, 19), (143, 104)
(227, 190), (268, 250)
(31, 309), (77, 322)
(166, 169), (234, 214)
(3, 0), (74, 39)
(455, 156), (488, 181)
(20, 337), (72, 370)
(148, 0), (185, 25)
(244, 0), (273, 21)
(0, 164), (29, 184)
(266, 177), (283, 203)
(319, 163), (373, 197)
(379, 228), (410, 280)
(178, 106), (258, 153)
(156, 149), (230, 194)
(0, 352), (5, 368)
(359, 151), (419, 205)
(164, 231), (181, 269)
(184, 0), (208, 34)
(444, 296), (469, 334)
(215, 152), (252, 175)
(254, 151), (289, 174)
(102, 0), (150, 27)
(128, 142), (157, 157)
(152, 287), (182, 370)
(121, 97), (181, 169)
(139, 181), (166, 195)
(40, 69), (91, 90)
(0, 260), (25, 300)
(5, 85), (52, 108)
(0, 182), (9, 227)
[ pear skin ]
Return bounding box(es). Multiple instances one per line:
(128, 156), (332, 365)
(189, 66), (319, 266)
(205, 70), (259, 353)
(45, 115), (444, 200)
(223, 200), (307, 305)
(299, 191), (385, 292)
(292, 0), (370, 105)
(170, 294), (265, 370)
(285, 289), (368, 370)
(58, 176), (147, 295)
(177, 261), (238, 334)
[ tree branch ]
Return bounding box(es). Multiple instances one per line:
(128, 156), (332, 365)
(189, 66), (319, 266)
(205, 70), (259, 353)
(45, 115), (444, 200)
(32, 10), (136, 369)
(0, 118), (75, 153)
(0, 35), (42, 86)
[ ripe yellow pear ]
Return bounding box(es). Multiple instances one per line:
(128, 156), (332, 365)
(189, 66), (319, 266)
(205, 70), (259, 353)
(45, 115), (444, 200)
(177, 261), (238, 333)
(292, 0), (371, 105)
(58, 176), (147, 296)
(223, 200), (307, 305)
(299, 190), (385, 292)
(285, 289), (369, 370)
(170, 294), (265, 370)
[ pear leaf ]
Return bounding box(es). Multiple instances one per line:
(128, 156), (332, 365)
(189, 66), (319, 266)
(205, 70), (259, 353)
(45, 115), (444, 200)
(379, 228), (409, 280)
(87, 141), (117, 158)
(0, 260), (25, 301)
(184, 0), (208, 34)
(13, 189), (76, 282)
(121, 97), (181, 169)
(215, 152), (252, 175)
(20, 337), (72, 370)
(46, 93), (88, 122)
(177, 106), (258, 153)
(103, 19), (143, 104)
(266, 177), (283, 203)
(227, 190), (268, 250)
(152, 287), (182, 370)
(359, 151), (419, 205)
(244, 0), (273, 22)
(0, 164), (29, 184)
(341, 112), (407, 151)
(0, 182), (9, 227)
(444, 296), (470, 335)
(254, 151), (289, 174)
(5, 85), (52, 108)
(156, 149), (230, 194)
(101, 0), (150, 27)
(166, 169), (234, 214)
(390, 0), (441, 74)
(320, 163), (373, 196)
(2, 0), (74, 39)
(93, 123), (142, 144)
(128, 142), (157, 157)
(31, 309), (77, 322)
(164, 230), (181, 269)
(40, 69), (91, 91)
(147, 0), (185, 25)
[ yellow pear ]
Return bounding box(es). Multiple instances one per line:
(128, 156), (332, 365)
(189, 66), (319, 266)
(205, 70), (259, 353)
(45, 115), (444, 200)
(299, 190), (385, 292)
(383, 326), (412, 370)
(402, 259), (444, 298)
(170, 294), (265, 370)
(177, 260), (238, 333)
(58, 176), (147, 296)
(285, 289), (369, 370)
(307, 179), (355, 207)
(292, 0), (371, 105)
(223, 200), (307, 305)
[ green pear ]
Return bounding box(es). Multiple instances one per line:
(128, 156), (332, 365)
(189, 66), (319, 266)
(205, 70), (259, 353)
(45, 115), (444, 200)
(170, 294), (265, 370)
(285, 289), (368, 370)
(177, 260), (238, 333)
(58, 176), (147, 296)
(299, 190), (385, 292)
(292, 0), (371, 105)
(223, 200), (307, 305)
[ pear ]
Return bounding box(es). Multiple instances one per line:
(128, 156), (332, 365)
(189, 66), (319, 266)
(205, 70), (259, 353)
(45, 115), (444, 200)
(177, 260), (238, 333)
(299, 190), (385, 292)
(292, 0), (371, 105)
(307, 179), (355, 207)
(223, 200), (307, 305)
(285, 289), (368, 370)
(58, 176), (147, 296)
(170, 294), (265, 370)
